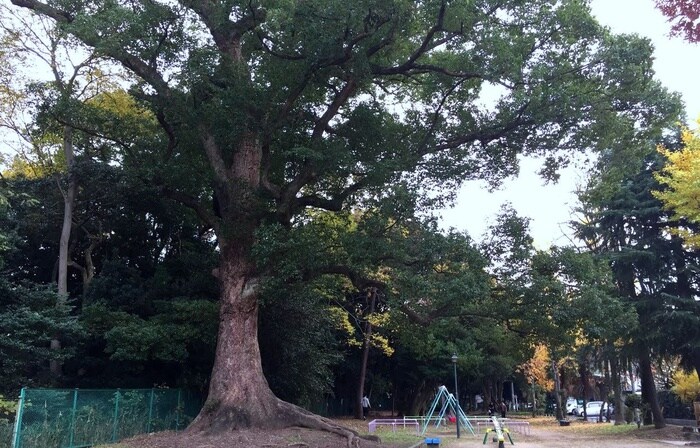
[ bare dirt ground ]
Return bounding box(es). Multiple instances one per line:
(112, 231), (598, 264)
(120, 418), (395, 448)
(117, 417), (700, 448)
(449, 418), (700, 448)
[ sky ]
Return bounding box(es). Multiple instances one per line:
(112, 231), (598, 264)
(439, 0), (700, 248)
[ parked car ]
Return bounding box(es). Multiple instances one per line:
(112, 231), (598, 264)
(565, 397), (578, 415)
(584, 401), (609, 421)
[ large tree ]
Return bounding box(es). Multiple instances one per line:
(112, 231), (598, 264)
(9, 0), (681, 442)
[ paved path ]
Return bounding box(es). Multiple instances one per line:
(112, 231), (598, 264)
(426, 426), (692, 448)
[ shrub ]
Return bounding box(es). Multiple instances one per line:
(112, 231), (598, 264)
(671, 370), (700, 404)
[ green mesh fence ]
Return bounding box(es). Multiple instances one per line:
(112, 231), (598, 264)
(10, 388), (202, 448)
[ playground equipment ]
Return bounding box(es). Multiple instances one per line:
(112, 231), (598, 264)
(420, 385), (475, 435)
(482, 416), (514, 448)
(475, 418), (530, 435)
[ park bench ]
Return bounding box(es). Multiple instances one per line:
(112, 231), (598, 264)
(367, 418), (420, 434)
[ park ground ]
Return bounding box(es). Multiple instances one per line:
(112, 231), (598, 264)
(101, 416), (700, 448)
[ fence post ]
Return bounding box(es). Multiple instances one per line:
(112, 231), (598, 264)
(147, 389), (155, 433)
(11, 388), (26, 448)
(112, 389), (121, 442)
(68, 389), (78, 448)
(175, 389), (181, 432)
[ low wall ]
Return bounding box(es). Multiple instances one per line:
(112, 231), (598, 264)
(665, 418), (698, 427)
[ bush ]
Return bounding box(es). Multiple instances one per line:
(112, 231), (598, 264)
(659, 390), (694, 420)
(0, 419), (13, 448)
(624, 394), (642, 423)
(671, 370), (700, 404)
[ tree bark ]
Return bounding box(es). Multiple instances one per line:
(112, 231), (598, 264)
(184, 133), (361, 446)
(408, 381), (430, 416)
(552, 359), (564, 420)
(51, 124), (75, 378)
(187, 132), (279, 431)
(187, 243), (359, 445)
(188, 244), (273, 431)
(580, 362), (589, 420)
(58, 126), (75, 297)
(610, 356), (624, 424)
(639, 348), (665, 428)
(600, 360), (611, 422)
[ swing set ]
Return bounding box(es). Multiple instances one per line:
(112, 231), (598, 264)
(420, 385), (475, 436)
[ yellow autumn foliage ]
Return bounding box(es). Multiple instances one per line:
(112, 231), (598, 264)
(654, 120), (700, 247)
(671, 369), (700, 403)
(518, 344), (554, 392)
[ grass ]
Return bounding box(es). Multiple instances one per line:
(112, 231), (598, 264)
(369, 429), (424, 445)
(564, 422), (639, 436)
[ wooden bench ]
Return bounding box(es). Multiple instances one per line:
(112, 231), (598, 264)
(368, 418), (420, 434)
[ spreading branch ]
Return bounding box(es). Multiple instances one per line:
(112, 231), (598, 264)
(160, 186), (221, 235)
(183, 0), (265, 60)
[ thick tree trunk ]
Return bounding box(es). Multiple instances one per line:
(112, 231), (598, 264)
(580, 363), (589, 419)
(408, 381), (431, 416)
(188, 246), (273, 431)
(610, 356), (624, 424)
(188, 245), (359, 445)
(639, 349), (665, 428)
(600, 361), (610, 422)
(483, 379), (493, 414)
(187, 134), (360, 446)
(552, 360), (564, 421)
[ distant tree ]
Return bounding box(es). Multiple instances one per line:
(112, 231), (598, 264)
(655, 0), (700, 42)
(0, 182), (83, 393)
(572, 137), (700, 428)
(519, 345), (554, 395)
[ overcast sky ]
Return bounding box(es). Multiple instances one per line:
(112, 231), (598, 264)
(439, 0), (700, 248)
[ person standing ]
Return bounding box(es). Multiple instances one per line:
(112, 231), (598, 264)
(362, 395), (371, 420)
(500, 401), (507, 418)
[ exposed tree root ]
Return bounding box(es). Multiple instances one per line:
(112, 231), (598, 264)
(188, 396), (370, 448)
(277, 399), (361, 448)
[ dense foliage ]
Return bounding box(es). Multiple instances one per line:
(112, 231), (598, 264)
(655, 122), (700, 247)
